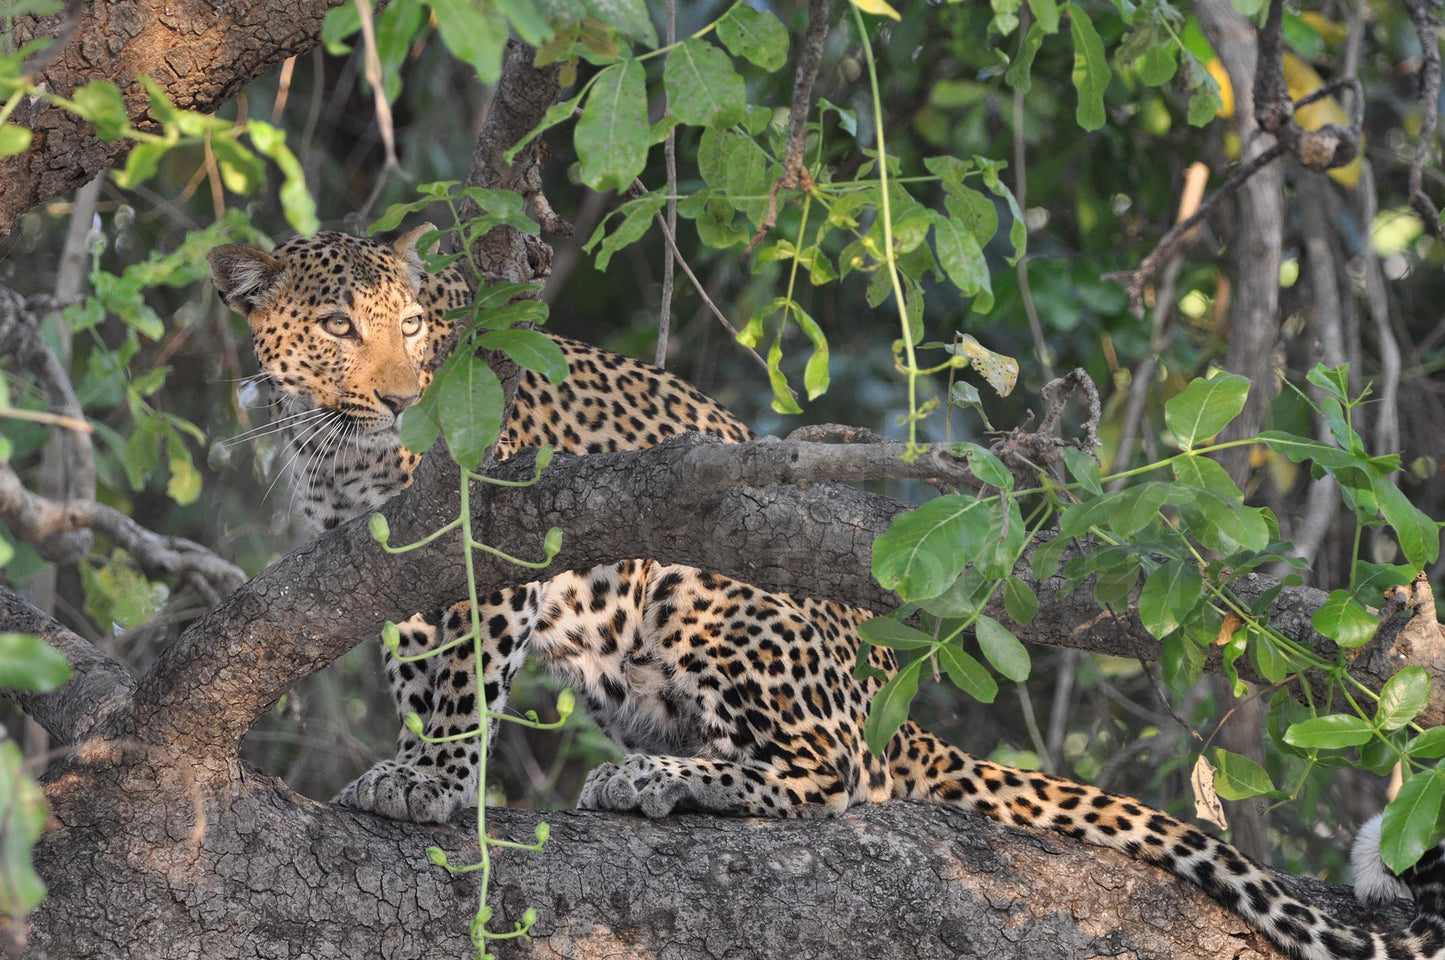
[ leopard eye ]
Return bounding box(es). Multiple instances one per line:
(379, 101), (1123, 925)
(400, 308), (425, 337)
(322, 314), (353, 338)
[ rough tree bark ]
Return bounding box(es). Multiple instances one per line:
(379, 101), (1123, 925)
(0, 0), (346, 235)
(2, 12), (1442, 960)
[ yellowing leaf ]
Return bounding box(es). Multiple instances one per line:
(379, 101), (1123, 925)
(849, 0), (901, 20)
(952, 334), (1019, 397)
(1282, 52), (1361, 187)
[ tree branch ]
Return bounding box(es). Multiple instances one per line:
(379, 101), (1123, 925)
(0, 589), (133, 745)
(2, 0), (345, 234)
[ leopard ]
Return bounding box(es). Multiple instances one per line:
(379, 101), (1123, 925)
(208, 225), (1445, 960)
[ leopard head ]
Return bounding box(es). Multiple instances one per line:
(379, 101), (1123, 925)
(208, 225), (443, 445)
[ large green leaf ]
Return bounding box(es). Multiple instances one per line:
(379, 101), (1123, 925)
(0, 633), (71, 692)
(1310, 589), (1378, 648)
(864, 659), (923, 754)
(664, 38), (745, 127)
(856, 618), (937, 651)
(1380, 770), (1445, 873)
(476, 329), (570, 384)
(938, 644), (998, 703)
(1138, 558), (1203, 640)
(0, 734), (48, 920)
(872, 495), (991, 601)
(1067, 5), (1108, 131)
(430, 0), (509, 83)
(1211, 748), (1278, 800)
(435, 353), (504, 470)
(1375, 667), (1432, 732)
(1282, 714), (1374, 749)
(974, 615), (1030, 682)
(1372, 474), (1442, 569)
(576, 59), (649, 192)
(716, 4), (789, 71)
(1164, 373), (1250, 450)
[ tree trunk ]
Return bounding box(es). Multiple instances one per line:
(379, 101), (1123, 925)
(23, 749), (1411, 960)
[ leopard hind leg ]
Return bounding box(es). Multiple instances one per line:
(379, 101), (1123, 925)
(888, 722), (1432, 960)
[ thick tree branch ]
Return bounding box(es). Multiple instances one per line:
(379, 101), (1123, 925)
(24, 781), (1409, 960)
(0, 590), (133, 745)
(1, 0), (344, 234)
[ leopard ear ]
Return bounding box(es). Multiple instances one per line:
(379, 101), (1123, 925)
(208, 245), (288, 316)
(392, 223), (439, 292)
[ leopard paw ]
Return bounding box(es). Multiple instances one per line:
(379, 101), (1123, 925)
(578, 756), (687, 818)
(333, 759), (470, 824)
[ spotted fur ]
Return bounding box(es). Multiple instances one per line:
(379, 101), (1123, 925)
(209, 228), (1445, 960)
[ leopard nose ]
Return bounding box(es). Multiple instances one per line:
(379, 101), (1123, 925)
(378, 389), (421, 415)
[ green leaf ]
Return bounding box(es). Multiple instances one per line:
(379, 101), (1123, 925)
(1372, 475), (1442, 569)
(576, 60), (649, 193)
(872, 495), (990, 602)
(0, 633), (71, 692)
(1165, 373), (1250, 450)
(932, 214), (990, 299)
(587, 0), (656, 45)
(1170, 452), (1241, 496)
(1282, 714), (1374, 749)
(0, 125), (31, 156)
(955, 442), (1012, 490)
(1109, 481), (1169, 537)
(763, 328), (802, 416)
(398, 382), (441, 454)
(1184, 52), (1223, 127)
(1380, 770), (1445, 874)
(1406, 727), (1445, 760)
(431, 0), (509, 83)
(937, 644), (998, 703)
(1062, 447), (1101, 495)
(716, 4), (789, 71)
(1067, 5), (1109, 132)
(1256, 431), (1364, 472)
(72, 81), (130, 140)
(1160, 629), (1206, 691)
(1376, 667), (1432, 732)
(857, 618), (938, 651)
(586, 191), (666, 271)
(864, 659), (923, 754)
(166, 440), (202, 506)
(1211, 748), (1277, 800)
(435, 353), (504, 470)
(1027, 0), (1060, 33)
(975, 615), (1030, 682)
(1138, 558), (1203, 640)
(246, 121), (318, 235)
(476, 329), (570, 384)
(664, 38), (745, 127)
(789, 302), (831, 400)
(1310, 590), (1378, 648)
(0, 734), (49, 919)
(1251, 632), (1291, 684)
(1005, 21), (1050, 93)
(1003, 576), (1038, 626)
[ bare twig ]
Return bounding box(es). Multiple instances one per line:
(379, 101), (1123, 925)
(642, 180), (779, 385)
(353, 0), (408, 223)
(1102, 142), (1287, 317)
(1012, 5), (1051, 379)
(656, 0), (678, 368)
(744, 0), (829, 254)
(0, 286), (95, 562)
(1402, 0), (1443, 231)
(0, 461), (246, 598)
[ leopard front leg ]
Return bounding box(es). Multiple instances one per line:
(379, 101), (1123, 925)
(578, 754), (853, 819)
(333, 591), (536, 823)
